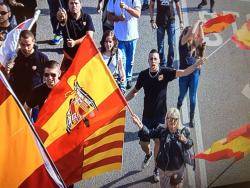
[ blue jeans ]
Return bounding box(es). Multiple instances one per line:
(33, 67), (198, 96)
(157, 20), (175, 68)
(118, 39), (137, 82)
(47, 0), (66, 35)
(177, 71), (200, 115)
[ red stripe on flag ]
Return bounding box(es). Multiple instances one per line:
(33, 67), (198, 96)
(53, 141), (124, 184)
(0, 78), (10, 105)
(204, 14), (236, 28)
(55, 144), (84, 185)
(19, 165), (59, 188)
(227, 124), (250, 142)
(84, 125), (124, 146)
(203, 14), (236, 35)
(195, 149), (244, 161)
(84, 141), (123, 160)
(82, 156), (122, 173)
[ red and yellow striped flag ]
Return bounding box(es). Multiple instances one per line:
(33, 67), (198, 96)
(231, 20), (250, 50)
(203, 13), (236, 35)
(0, 72), (64, 188)
(34, 35), (127, 185)
(195, 124), (250, 161)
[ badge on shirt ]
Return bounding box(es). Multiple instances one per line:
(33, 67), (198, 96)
(158, 74), (164, 81)
(82, 21), (86, 26)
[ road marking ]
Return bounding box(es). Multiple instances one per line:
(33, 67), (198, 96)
(179, 0), (208, 187)
(242, 83), (250, 99)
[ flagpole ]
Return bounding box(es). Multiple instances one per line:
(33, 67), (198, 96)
(58, 0), (71, 39)
(206, 37), (231, 60)
(0, 71), (67, 188)
(28, 9), (41, 31)
(207, 159), (238, 188)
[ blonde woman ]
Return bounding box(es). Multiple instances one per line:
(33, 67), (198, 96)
(132, 108), (193, 188)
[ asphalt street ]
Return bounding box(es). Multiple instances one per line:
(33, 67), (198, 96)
(36, 0), (250, 187)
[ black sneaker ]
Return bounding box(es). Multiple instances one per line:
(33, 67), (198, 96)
(189, 120), (195, 128)
(126, 80), (133, 90)
(210, 8), (214, 13)
(197, 3), (203, 9)
(141, 3), (149, 11)
(141, 151), (152, 169)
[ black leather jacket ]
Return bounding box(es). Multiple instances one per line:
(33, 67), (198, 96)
(138, 126), (193, 171)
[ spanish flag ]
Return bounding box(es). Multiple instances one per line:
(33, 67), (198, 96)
(34, 35), (127, 184)
(231, 20), (250, 50)
(203, 13), (236, 35)
(0, 72), (65, 187)
(195, 124), (250, 161)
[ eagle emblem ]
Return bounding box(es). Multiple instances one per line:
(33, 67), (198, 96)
(66, 80), (98, 133)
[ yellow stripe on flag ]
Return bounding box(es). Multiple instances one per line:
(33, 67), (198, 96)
(84, 148), (123, 165)
(42, 53), (117, 147)
(203, 136), (250, 155)
(0, 96), (43, 187)
(82, 163), (122, 180)
(85, 116), (125, 141)
(84, 133), (124, 154)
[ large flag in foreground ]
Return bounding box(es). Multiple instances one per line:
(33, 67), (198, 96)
(35, 34), (127, 184)
(0, 10), (40, 68)
(0, 71), (65, 188)
(203, 13), (236, 35)
(231, 20), (250, 50)
(195, 124), (250, 161)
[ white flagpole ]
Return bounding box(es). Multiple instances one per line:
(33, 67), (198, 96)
(28, 9), (41, 31)
(206, 38), (231, 60)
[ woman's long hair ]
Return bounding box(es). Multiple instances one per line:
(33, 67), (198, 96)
(180, 26), (198, 56)
(100, 30), (118, 55)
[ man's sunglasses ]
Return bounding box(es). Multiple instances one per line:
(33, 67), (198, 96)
(44, 73), (57, 78)
(0, 11), (8, 16)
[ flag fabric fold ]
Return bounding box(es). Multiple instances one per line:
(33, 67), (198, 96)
(0, 71), (64, 188)
(195, 124), (250, 161)
(34, 34), (127, 184)
(203, 13), (236, 35)
(231, 20), (250, 50)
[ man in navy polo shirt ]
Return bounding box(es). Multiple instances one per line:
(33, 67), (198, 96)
(57, 0), (95, 75)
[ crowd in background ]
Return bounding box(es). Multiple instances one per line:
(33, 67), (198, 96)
(0, 0), (212, 187)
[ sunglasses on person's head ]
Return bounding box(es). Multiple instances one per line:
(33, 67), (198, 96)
(44, 73), (57, 78)
(0, 11), (8, 16)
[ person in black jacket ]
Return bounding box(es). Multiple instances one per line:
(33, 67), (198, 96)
(132, 108), (193, 188)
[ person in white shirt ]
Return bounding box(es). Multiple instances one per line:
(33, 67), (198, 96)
(107, 0), (141, 89)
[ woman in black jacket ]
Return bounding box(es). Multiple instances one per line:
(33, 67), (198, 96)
(132, 108), (193, 188)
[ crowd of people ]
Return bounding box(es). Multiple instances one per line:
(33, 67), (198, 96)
(0, 0), (213, 187)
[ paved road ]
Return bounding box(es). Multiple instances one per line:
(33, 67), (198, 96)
(36, 0), (250, 187)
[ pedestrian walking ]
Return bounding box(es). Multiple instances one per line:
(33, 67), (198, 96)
(149, 0), (184, 68)
(126, 49), (205, 182)
(107, 0), (141, 89)
(57, 0), (95, 74)
(197, 0), (215, 13)
(132, 108), (194, 188)
(99, 30), (126, 93)
(177, 20), (206, 128)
